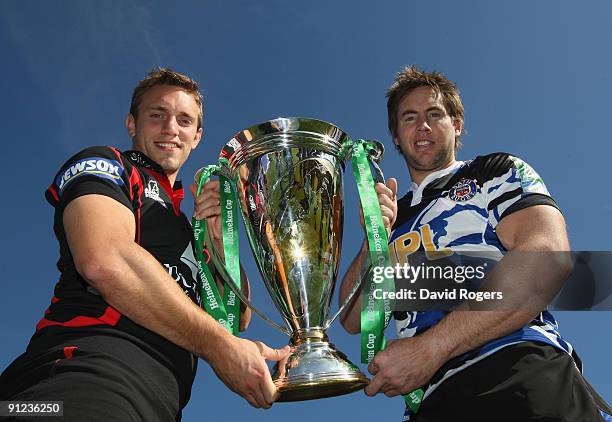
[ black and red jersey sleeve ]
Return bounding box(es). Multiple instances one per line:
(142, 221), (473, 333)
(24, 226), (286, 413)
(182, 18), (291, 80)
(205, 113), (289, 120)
(46, 146), (134, 212)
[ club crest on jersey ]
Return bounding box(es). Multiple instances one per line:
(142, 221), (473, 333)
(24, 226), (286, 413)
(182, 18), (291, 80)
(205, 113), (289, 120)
(56, 157), (124, 191)
(449, 178), (477, 202)
(145, 180), (167, 208)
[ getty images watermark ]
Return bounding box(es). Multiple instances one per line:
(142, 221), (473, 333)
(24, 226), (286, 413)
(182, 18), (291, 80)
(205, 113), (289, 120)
(371, 262), (504, 302)
(368, 252), (612, 311)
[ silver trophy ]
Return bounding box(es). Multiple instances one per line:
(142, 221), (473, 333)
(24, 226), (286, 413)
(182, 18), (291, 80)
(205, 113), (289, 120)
(205, 117), (384, 401)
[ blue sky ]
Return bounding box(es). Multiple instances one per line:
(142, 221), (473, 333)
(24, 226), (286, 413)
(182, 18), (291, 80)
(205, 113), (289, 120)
(1, 1), (610, 420)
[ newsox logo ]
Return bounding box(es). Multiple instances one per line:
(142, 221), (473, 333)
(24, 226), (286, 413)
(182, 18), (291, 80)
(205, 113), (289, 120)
(56, 157), (124, 191)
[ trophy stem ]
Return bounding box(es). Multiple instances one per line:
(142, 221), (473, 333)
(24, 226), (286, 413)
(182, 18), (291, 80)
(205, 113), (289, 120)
(272, 328), (369, 402)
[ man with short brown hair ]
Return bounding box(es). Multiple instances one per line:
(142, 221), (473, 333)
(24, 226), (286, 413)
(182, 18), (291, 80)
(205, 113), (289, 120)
(340, 65), (611, 421)
(0, 68), (289, 420)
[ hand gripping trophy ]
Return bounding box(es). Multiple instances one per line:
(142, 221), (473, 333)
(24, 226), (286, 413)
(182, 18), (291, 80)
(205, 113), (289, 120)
(193, 118), (394, 401)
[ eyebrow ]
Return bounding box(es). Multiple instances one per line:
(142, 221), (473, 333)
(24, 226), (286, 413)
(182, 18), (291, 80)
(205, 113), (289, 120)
(145, 105), (196, 119)
(145, 105), (168, 113)
(400, 106), (444, 117)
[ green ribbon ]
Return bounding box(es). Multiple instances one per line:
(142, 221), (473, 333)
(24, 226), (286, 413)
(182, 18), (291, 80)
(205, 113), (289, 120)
(193, 165), (240, 335)
(404, 388), (424, 414)
(218, 170), (241, 335)
(350, 140), (423, 414)
(349, 140), (393, 364)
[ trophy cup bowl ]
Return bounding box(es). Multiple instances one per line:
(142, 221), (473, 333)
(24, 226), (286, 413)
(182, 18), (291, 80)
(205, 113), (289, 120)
(208, 117), (380, 401)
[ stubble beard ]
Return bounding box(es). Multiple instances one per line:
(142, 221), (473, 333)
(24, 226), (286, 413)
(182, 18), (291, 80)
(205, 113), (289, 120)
(401, 143), (455, 175)
(159, 156), (182, 177)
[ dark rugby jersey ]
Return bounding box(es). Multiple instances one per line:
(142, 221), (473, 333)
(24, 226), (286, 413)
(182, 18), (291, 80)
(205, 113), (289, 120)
(31, 146), (207, 407)
(389, 153), (577, 419)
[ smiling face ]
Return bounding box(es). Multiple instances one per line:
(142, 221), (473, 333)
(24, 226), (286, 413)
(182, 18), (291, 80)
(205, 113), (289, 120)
(393, 86), (462, 185)
(126, 84), (202, 185)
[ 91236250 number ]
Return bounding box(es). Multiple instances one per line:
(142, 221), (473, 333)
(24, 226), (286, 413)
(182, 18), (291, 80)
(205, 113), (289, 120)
(0, 401), (63, 417)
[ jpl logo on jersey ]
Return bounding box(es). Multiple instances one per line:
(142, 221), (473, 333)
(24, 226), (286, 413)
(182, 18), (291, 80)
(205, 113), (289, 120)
(390, 224), (453, 265)
(449, 178), (478, 202)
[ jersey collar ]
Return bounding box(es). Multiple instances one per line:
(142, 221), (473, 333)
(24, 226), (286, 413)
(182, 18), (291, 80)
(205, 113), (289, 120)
(409, 161), (464, 206)
(125, 150), (185, 214)
(125, 150), (165, 173)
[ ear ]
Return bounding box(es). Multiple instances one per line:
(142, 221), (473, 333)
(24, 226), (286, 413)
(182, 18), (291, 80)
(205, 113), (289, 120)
(453, 118), (463, 137)
(192, 127), (203, 150)
(125, 114), (136, 138)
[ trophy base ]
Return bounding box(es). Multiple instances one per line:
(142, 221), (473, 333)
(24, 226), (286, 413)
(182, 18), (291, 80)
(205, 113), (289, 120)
(272, 329), (369, 402)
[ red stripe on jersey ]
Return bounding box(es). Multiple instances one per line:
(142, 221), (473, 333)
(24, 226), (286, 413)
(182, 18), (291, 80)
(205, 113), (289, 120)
(48, 185), (59, 202)
(144, 168), (184, 215)
(36, 306), (121, 331)
(109, 146), (122, 161)
(130, 167), (144, 244)
(42, 296), (60, 316)
(108, 146), (143, 243)
(171, 186), (185, 216)
(63, 346), (78, 359)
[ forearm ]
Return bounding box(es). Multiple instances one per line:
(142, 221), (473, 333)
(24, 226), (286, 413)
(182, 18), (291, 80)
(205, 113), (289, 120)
(421, 249), (571, 364)
(422, 309), (532, 366)
(64, 194), (290, 408)
(81, 241), (233, 362)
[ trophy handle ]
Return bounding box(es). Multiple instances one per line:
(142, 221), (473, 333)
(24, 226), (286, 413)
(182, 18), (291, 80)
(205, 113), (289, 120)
(363, 139), (385, 183)
(200, 166), (294, 337)
(323, 261), (371, 330)
(205, 228), (293, 336)
(324, 139), (386, 330)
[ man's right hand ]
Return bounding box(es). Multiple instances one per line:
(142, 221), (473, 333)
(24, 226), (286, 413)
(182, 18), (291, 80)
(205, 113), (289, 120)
(190, 180), (223, 253)
(359, 178), (398, 235)
(208, 337), (291, 408)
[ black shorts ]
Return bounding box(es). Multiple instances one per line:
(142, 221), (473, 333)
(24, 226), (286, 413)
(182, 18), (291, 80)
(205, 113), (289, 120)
(411, 342), (612, 422)
(0, 335), (184, 421)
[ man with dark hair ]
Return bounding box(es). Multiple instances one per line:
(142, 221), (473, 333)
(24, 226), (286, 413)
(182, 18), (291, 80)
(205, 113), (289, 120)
(0, 68), (289, 420)
(340, 65), (612, 421)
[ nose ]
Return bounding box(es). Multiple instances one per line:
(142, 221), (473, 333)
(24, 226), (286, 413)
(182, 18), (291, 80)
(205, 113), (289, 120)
(162, 116), (179, 136)
(416, 117), (431, 132)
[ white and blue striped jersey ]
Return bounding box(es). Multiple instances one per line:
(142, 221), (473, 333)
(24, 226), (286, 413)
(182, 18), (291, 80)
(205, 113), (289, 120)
(389, 152), (577, 408)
